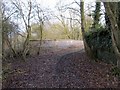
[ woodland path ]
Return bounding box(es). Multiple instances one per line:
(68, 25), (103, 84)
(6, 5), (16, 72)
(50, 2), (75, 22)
(3, 40), (118, 88)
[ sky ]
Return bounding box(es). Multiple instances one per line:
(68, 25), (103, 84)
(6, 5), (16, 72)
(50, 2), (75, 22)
(35, 0), (97, 22)
(36, 0), (105, 24)
(36, 0), (58, 9)
(36, 0), (96, 10)
(4, 0), (105, 32)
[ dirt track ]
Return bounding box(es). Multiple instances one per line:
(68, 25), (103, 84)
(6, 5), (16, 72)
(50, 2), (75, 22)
(3, 40), (118, 88)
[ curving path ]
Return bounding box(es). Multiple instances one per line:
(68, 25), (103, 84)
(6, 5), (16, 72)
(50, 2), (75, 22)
(3, 40), (118, 88)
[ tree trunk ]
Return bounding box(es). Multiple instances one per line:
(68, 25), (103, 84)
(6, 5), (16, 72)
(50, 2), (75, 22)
(22, 26), (31, 60)
(105, 12), (111, 30)
(80, 0), (93, 58)
(38, 23), (43, 55)
(93, 2), (101, 28)
(104, 2), (120, 68)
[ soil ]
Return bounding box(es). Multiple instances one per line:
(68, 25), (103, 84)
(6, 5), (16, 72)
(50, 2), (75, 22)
(2, 42), (119, 88)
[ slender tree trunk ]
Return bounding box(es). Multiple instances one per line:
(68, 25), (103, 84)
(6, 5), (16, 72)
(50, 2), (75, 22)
(38, 23), (43, 55)
(2, 31), (6, 58)
(80, 0), (95, 59)
(22, 0), (32, 60)
(22, 26), (31, 59)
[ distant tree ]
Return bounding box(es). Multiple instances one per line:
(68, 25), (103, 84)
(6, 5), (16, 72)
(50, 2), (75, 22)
(35, 4), (44, 55)
(53, 12), (71, 39)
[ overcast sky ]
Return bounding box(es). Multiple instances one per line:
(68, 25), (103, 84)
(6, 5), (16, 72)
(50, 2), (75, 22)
(36, 0), (96, 10)
(35, 0), (97, 21)
(4, 0), (105, 32)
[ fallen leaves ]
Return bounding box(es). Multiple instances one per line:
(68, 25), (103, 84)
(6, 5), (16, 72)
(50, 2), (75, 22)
(2, 44), (119, 88)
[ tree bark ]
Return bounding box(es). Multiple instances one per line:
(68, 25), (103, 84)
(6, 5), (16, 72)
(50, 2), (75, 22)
(104, 2), (120, 68)
(93, 2), (101, 28)
(37, 23), (43, 55)
(80, 0), (94, 58)
(22, 26), (31, 59)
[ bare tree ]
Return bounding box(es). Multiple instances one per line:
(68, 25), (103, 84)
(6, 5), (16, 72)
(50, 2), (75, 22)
(2, 1), (18, 58)
(11, 0), (33, 59)
(35, 4), (44, 55)
(51, 10), (71, 39)
(55, 0), (94, 40)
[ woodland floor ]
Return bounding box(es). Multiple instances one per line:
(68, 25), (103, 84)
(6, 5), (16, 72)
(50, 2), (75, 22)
(2, 41), (119, 88)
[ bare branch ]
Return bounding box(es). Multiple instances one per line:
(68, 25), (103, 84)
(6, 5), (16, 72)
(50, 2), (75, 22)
(61, 15), (81, 24)
(11, 0), (27, 28)
(74, 0), (80, 6)
(67, 7), (80, 13)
